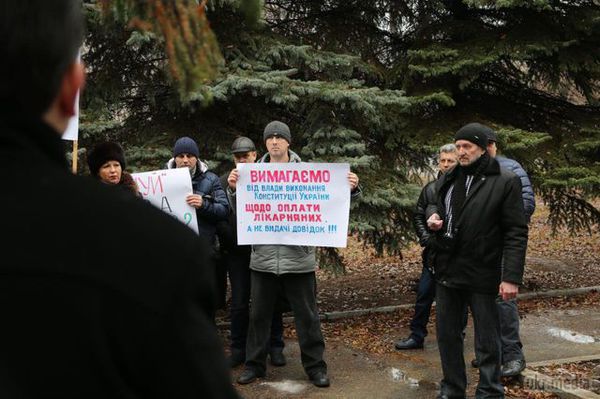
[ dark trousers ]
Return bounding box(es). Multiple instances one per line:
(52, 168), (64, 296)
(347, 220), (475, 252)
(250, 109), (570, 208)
(436, 283), (503, 399)
(225, 249), (284, 359)
(472, 299), (524, 365)
(409, 263), (436, 344)
(409, 250), (467, 344)
(498, 299), (523, 362)
(246, 271), (326, 376)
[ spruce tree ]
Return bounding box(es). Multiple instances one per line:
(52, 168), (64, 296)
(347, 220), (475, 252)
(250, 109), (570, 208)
(82, 0), (599, 268)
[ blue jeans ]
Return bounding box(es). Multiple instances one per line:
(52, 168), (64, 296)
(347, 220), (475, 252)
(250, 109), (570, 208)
(409, 261), (436, 344)
(436, 283), (503, 399)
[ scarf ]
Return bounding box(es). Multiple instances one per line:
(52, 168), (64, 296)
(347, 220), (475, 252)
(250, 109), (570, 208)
(444, 151), (490, 236)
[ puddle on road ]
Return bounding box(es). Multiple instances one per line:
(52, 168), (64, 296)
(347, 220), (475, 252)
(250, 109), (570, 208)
(547, 327), (596, 344)
(261, 380), (307, 394)
(389, 368), (420, 387)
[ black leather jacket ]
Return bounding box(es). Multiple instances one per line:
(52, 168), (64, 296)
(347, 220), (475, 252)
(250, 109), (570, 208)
(413, 180), (438, 248)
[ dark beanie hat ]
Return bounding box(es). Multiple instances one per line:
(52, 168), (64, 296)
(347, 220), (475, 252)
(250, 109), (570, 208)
(87, 142), (126, 178)
(483, 127), (498, 143)
(231, 136), (256, 154)
(173, 136), (200, 158)
(455, 122), (490, 149)
(263, 120), (291, 144)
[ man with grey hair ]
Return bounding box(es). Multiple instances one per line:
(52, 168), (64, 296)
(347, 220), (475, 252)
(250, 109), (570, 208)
(395, 144), (458, 350)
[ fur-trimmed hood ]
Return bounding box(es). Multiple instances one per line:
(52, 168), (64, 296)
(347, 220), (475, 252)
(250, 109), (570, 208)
(165, 158), (209, 174)
(258, 149), (302, 163)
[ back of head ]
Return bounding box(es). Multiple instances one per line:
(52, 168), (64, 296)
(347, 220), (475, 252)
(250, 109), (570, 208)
(0, 0), (84, 117)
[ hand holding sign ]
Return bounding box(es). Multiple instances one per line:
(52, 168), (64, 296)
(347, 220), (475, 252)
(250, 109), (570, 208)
(132, 168), (199, 234)
(236, 162), (351, 247)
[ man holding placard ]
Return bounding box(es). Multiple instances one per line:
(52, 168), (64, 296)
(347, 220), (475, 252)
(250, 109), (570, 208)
(218, 136), (286, 369)
(166, 136), (229, 314)
(230, 121), (360, 388)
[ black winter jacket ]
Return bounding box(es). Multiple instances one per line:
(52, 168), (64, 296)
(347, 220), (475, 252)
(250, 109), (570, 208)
(0, 116), (239, 399)
(414, 179), (437, 248)
(166, 158), (229, 244)
(216, 173), (251, 256)
(432, 157), (528, 294)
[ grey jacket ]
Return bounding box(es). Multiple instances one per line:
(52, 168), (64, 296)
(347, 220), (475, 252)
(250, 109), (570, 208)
(250, 150), (317, 275)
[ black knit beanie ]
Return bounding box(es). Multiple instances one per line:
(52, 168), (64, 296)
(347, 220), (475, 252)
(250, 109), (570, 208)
(87, 142), (126, 178)
(455, 122), (490, 149)
(173, 136), (200, 158)
(263, 121), (291, 144)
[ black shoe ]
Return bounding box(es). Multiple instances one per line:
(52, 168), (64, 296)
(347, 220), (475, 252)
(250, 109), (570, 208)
(269, 349), (287, 367)
(227, 355), (245, 368)
(237, 368), (264, 385)
(309, 371), (330, 388)
(501, 359), (526, 377)
(394, 337), (423, 350)
(471, 358), (479, 368)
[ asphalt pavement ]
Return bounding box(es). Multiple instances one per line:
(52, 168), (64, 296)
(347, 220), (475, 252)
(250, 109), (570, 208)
(232, 303), (600, 398)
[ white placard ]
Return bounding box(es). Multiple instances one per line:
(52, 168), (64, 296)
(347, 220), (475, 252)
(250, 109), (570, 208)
(236, 163), (351, 247)
(132, 168), (199, 234)
(62, 52), (81, 141)
(61, 90), (79, 141)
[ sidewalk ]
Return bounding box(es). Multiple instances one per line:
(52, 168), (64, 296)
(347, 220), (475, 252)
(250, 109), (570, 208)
(232, 299), (600, 398)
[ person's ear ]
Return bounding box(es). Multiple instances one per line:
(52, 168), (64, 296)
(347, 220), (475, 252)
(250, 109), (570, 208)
(57, 62), (85, 117)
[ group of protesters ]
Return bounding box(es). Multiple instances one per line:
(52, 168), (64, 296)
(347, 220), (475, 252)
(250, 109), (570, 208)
(86, 120), (361, 389)
(1, 1), (532, 398)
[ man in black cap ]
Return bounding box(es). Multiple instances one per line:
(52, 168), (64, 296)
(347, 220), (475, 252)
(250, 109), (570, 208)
(427, 122), (528, 398)
(229, 121), (361, 388)
(469, 127), (536, 377)
(0, 1), (238, 397)
(217, 136), (286, 369)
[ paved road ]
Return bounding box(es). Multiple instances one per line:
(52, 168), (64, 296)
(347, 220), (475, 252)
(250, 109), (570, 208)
(232, 304), (600, 398)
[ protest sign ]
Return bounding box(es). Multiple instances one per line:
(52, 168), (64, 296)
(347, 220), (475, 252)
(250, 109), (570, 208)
(236, 163), (350, 247)
(61, 90), (79, 142)
(62, 51), (81, 142)
(132, 168), (199, 234)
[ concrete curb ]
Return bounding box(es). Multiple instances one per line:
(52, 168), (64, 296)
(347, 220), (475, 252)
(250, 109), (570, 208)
(520, 369), (600, 399)
(217, 285), (600, 328)
(527, 354), (600, 368)
(319, 285), (600, 322)
(519, 355), (600, 399)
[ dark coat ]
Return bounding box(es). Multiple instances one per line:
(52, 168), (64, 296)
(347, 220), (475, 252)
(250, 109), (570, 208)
(0, 117), (239, 399)
(166, 159), (229, 244)
(431, 157), (528, 294)
(413, 179), (437, 248)
(216, 173), (250, 256)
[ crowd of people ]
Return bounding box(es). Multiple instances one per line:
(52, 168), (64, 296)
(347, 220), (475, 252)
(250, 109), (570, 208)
(1, 1), (533, 398)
